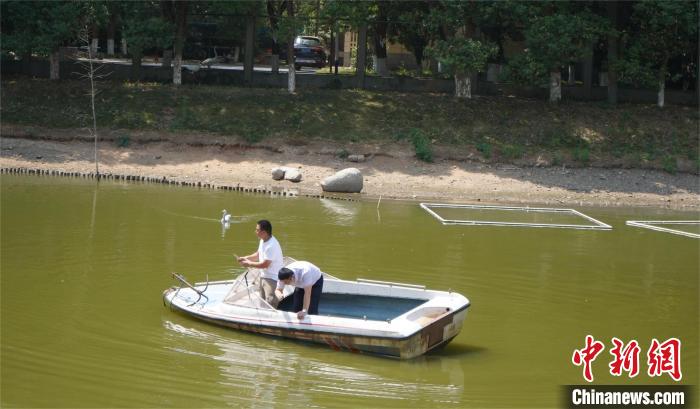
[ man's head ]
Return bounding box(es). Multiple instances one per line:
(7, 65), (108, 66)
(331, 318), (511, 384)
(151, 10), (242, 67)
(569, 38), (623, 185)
(256, 219), (272, 240)
(278, 267), (294, 285)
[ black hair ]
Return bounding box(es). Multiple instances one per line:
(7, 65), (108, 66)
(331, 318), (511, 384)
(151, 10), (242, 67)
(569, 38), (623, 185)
(278, 268), (293, 281)
(257, 219), (272, 235)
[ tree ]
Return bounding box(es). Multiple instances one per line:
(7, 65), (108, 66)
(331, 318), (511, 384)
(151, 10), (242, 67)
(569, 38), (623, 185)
(387, 1), (434, 74)
(616, 0), (698, 108)
(523, 5), (609, 103)
(160, 0), (191, 85)
(1, 1), (85, 80)
(121, 1), (172, 82)
(426, 2), (497, 98)
(266, 0), (284, 74)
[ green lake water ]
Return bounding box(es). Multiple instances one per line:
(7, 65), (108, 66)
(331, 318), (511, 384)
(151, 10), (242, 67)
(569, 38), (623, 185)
(1, 175), (698, 408)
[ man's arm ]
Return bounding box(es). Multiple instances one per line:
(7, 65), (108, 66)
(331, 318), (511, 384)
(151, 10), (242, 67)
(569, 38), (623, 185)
(240, 258), (271, 269)
(237, 251), (261, 266)
(297, 286), (312, 319)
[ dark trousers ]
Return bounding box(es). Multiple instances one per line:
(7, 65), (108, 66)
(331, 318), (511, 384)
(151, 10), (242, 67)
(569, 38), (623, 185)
(292, 275), (323, 315)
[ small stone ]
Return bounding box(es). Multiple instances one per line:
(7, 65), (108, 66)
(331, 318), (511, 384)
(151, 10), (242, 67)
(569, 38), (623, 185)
(347, 154), (365, 163)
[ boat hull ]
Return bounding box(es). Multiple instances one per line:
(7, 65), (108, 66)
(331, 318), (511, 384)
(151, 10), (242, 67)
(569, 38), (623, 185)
(163, 287), (468, 359)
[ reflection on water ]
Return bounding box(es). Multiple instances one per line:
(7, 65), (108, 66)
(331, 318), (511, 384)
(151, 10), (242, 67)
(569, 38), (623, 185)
(163, 320), (464, 407)
(319, 199), (359, 226)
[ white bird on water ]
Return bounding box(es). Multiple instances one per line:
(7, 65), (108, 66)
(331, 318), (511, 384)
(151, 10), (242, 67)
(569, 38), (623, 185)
(221, 209), (232, 223)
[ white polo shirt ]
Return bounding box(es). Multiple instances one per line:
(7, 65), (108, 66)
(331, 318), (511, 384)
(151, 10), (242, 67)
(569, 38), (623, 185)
(276, 261), (322, 289)
(258, 236), (283, 280)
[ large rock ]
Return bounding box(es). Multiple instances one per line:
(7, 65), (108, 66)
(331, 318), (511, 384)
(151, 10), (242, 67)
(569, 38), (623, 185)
(321, 168), (363, 193)
(271, 167), (286, 180)
(283, 168), (302, 183)
(272, 166), (302, 183)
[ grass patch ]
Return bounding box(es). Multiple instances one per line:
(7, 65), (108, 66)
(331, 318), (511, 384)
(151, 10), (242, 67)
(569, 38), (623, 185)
(1, 78), (697, 172)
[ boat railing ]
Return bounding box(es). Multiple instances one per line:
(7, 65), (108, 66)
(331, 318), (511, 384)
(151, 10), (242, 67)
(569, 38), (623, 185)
(355, 278), (426, 290)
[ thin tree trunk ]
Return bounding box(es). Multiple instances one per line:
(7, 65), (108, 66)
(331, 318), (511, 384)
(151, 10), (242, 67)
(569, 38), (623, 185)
(121, 38), (127, 55)
(287, 0), (296, 93)
(244, 14), (255, 83)
(271, 55), (279, 74)
(454, 72), (471, 98)
(87, 43), (99, 176)
(91, 23), (99, 55)
(266, 0), (280, 74)
(49, 50), (60, 80)
(107, 9), (117, 56)
(606, 1), (619, 104)
(374, 3), (389, 76)
(657, 75), (665, 108)
(131, 51), (142, 82)
(172, 2), (189, 86)
(549, 70), (562, 102)
(356, 23), (368, 88)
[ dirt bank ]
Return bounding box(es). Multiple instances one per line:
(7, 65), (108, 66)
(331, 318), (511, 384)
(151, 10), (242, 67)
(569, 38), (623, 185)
(1, 129), (698, 210)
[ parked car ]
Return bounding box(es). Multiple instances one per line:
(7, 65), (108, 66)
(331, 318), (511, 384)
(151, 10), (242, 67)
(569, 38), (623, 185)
(280, 36), (327, 70)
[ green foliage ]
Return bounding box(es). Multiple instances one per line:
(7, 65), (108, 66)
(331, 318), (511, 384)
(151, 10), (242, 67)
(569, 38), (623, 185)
(336, 148), (349, 159)
(662, 155), (677, 174)
(1, 1), (86, 56)
(476, 141), (492, 159)
(121, 2), (173, 56)
(500, 51), (549, 87)
(116, 134), (130, 148)
(426, 38), (497, 76)
(525, 11), (610, 71)
(500, 144), (524, 160)
(572, 144), (590, 164)
(617, 0), (698, 89)
(409, 128), (433, 163)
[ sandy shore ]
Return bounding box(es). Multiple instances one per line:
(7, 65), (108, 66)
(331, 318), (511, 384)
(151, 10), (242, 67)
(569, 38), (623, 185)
(1, 131), (699, 210)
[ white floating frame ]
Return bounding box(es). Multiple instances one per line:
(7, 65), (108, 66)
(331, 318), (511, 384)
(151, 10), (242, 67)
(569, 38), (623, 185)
(420, 203), (612, 230)
(625, 220), (700, 239)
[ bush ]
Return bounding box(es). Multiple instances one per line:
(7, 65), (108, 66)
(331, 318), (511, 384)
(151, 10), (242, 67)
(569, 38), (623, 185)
(662, 155), (677, 174)
(500, 144), (524, 160)
(573, 145), (590, 164)
(476, 141), (492, 159)
(410, 129), (433, 163)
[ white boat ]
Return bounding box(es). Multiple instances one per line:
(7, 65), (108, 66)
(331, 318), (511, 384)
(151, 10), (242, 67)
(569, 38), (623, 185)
(162, 259), (470, 359)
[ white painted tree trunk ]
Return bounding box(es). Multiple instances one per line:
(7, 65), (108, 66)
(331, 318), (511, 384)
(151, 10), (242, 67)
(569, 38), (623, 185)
(568, 65), (575, 85)
(107, 39), (115, 55)
(288, 64), (296, 93)
(173, 54), (182, 85)
(454, 72), (471, 98)
(657, 78), (665, 108)
(121, 39), (127, 55)
(49, 51), (60, 80)
(549, 71), (562, 102)
(375, 57), (387, 76)
(91, 38), (99, 54)
(233, 46), (240, 62)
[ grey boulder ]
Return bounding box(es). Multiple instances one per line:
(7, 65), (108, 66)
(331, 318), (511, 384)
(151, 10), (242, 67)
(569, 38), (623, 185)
(321, 168), (363, 193)
(271, 167), (286, 180)
(283, 168), (302, 183)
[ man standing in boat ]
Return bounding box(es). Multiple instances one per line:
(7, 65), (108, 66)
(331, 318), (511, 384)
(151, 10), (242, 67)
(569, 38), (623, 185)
(237, 220), (284, 308)
(275, 261), (324, 319)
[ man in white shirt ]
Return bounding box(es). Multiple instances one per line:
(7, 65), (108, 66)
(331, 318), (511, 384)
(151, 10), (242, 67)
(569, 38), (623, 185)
(237, 220), (283, 307)
(275, 260), (324, 319)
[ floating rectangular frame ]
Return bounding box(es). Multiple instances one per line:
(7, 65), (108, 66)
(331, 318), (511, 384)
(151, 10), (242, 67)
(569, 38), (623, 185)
(625, 220), (700, 239)
(420, 203), (612, 230)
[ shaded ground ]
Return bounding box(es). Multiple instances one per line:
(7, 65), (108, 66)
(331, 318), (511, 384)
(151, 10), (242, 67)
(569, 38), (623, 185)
(2, 79), (698, 174)
(1, 128), (698, 210)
